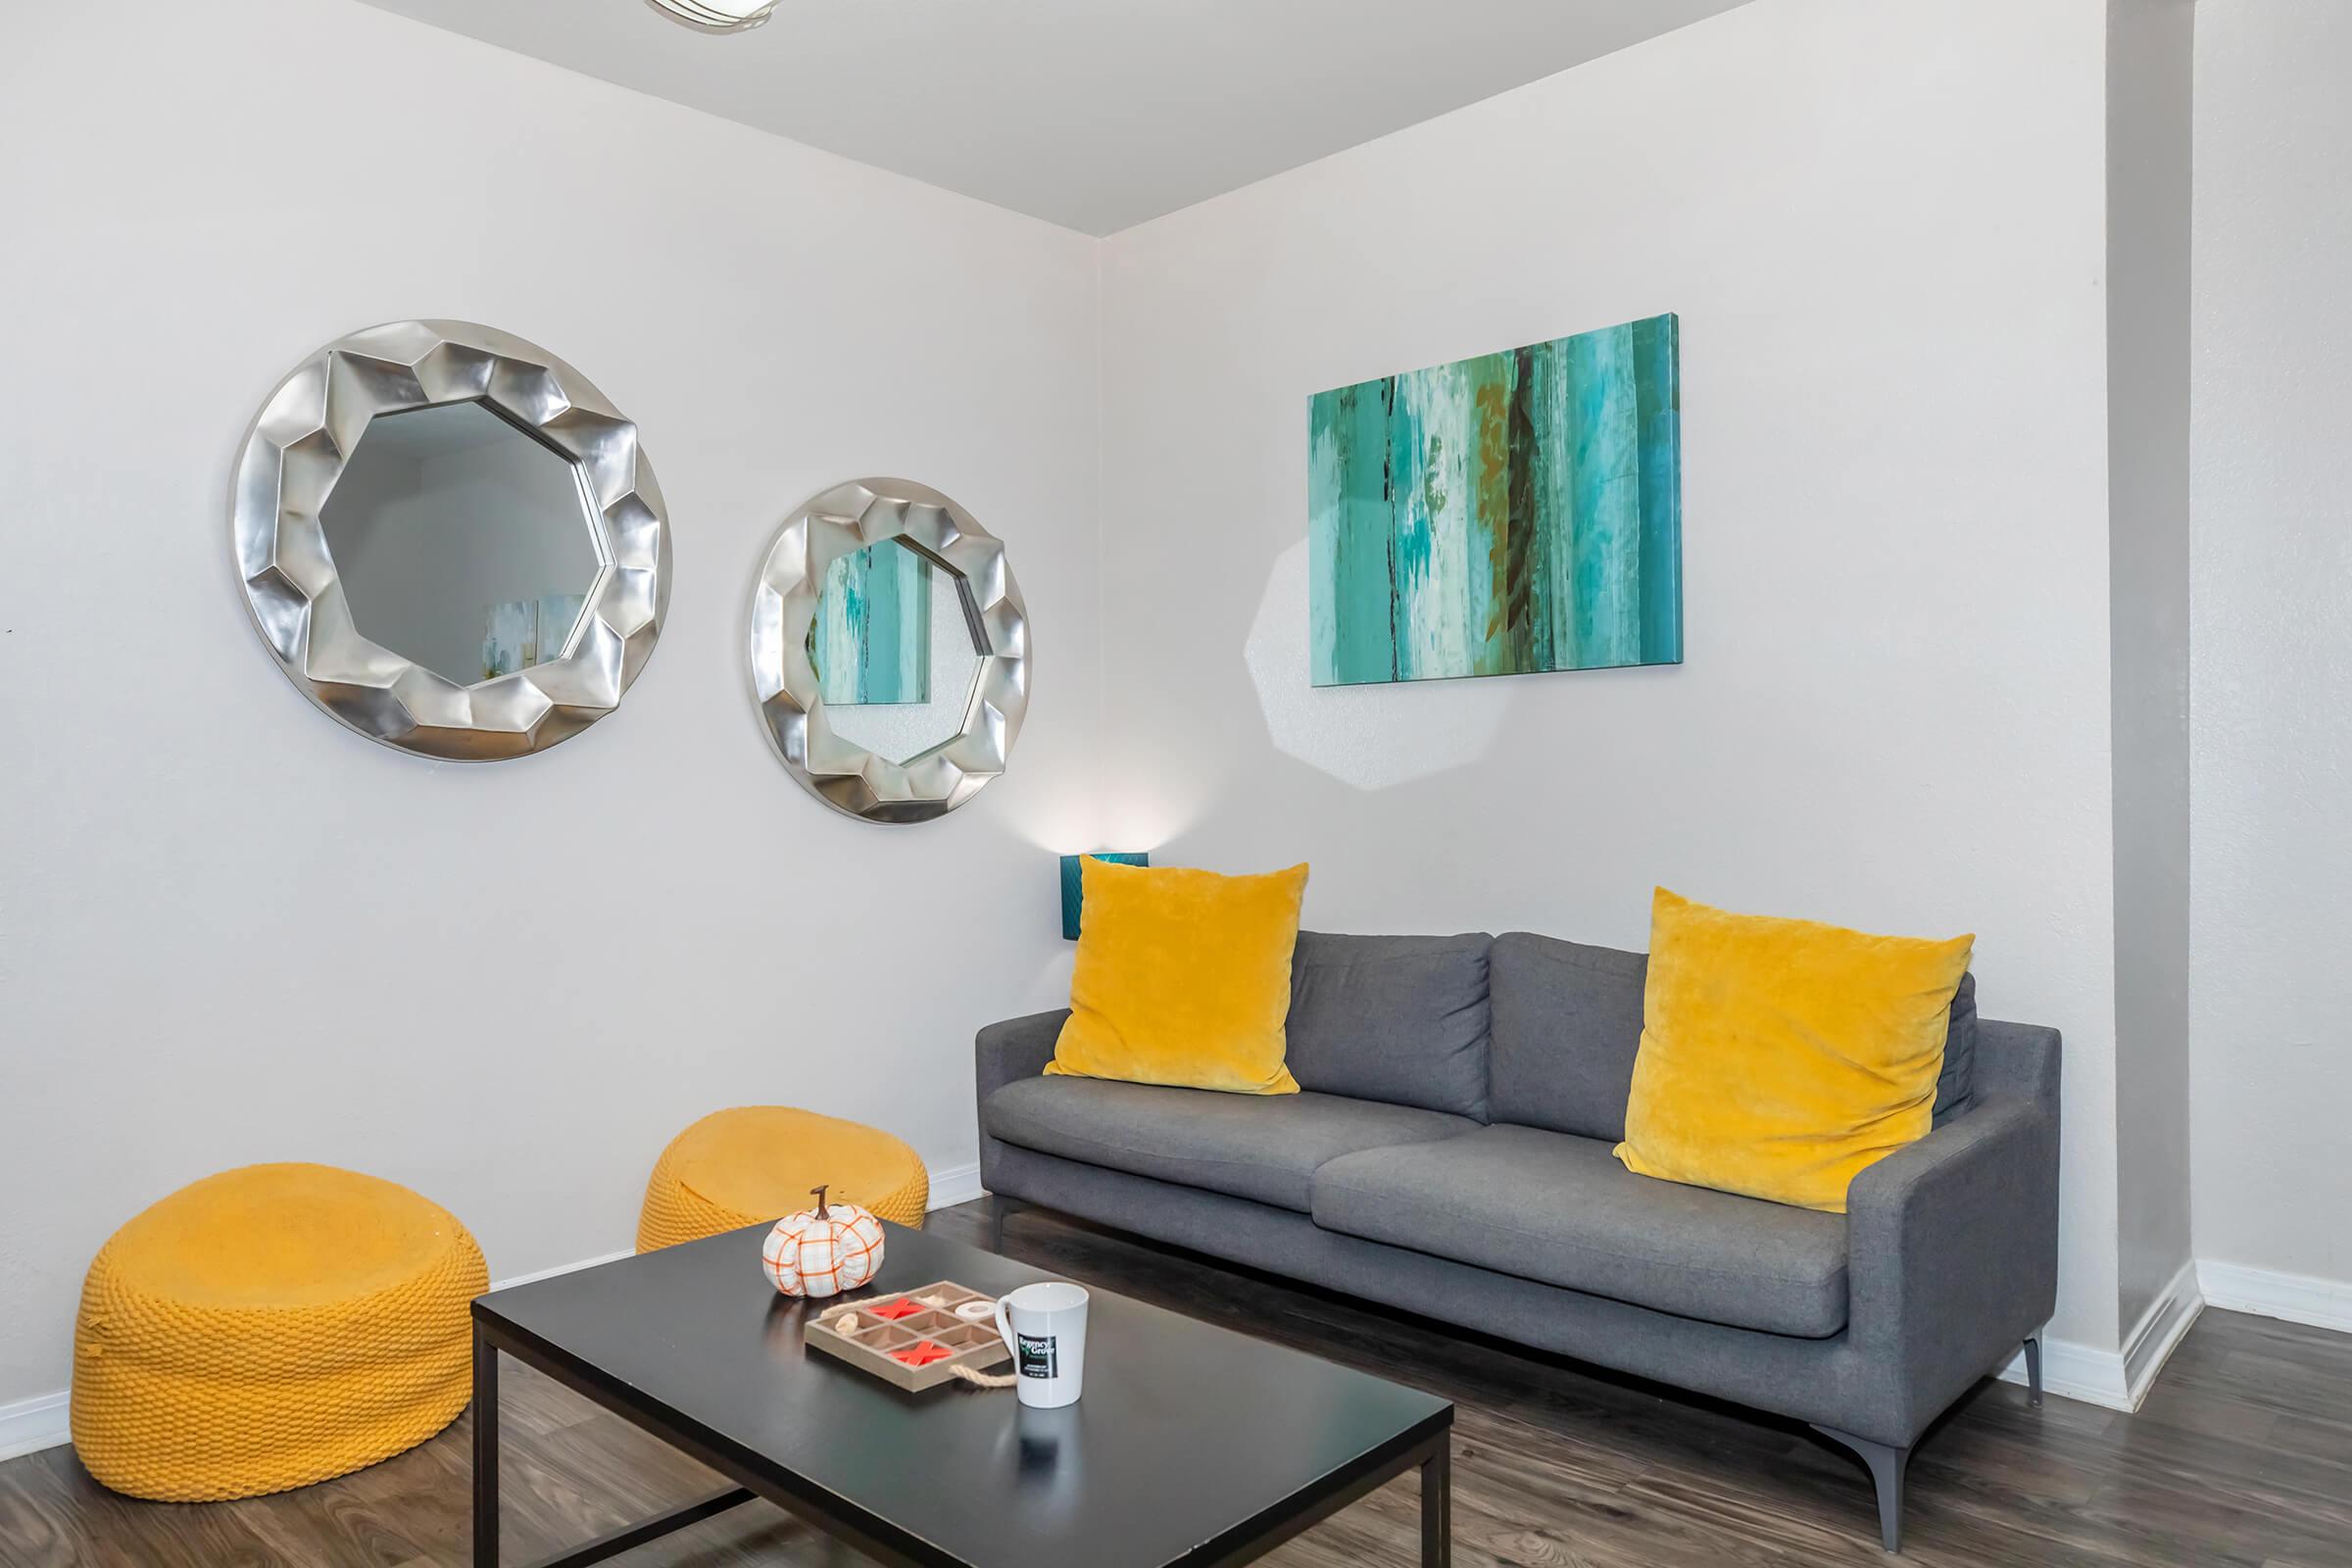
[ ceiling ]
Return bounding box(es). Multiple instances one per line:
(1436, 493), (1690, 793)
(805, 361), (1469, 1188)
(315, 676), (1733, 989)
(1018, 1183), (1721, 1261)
(352, 0), (1753, 235)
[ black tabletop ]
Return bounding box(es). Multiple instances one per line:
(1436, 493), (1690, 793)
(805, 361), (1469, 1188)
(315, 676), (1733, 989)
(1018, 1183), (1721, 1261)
(475, 1220), (1450, 1568)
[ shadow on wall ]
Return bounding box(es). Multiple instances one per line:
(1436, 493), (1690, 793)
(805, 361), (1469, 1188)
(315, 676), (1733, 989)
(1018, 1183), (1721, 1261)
(1245, 539), (1511, 792)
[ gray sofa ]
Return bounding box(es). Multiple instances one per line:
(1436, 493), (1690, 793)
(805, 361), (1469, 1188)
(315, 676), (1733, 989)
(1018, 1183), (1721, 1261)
(976, 931), (2061, 1553)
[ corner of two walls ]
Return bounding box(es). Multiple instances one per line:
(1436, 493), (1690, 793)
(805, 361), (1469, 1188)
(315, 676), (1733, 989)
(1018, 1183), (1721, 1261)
(2186, 0), (2352, 1320)
(2104, 0), (2198, 1385)
(2102, 0), (2352, 1379)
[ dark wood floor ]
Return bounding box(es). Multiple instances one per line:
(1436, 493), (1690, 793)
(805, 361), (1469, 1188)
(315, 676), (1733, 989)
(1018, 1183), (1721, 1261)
(5, 1197), (2348, 1567)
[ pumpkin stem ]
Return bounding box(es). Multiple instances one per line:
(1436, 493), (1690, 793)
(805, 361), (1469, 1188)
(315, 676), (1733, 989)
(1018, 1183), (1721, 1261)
(810, 1184), (830, 1219)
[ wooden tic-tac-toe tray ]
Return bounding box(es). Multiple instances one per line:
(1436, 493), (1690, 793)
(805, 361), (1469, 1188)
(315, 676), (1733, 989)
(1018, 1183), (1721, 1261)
(804, 1281), (1011, 1392)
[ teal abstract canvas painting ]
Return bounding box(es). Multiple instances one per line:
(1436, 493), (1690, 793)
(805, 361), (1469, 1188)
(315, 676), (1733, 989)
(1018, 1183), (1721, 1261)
(1308, 314), (1682, 687)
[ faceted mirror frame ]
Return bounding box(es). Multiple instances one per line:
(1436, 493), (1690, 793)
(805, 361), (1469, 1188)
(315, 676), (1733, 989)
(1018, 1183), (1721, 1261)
(750, 478), (1029, 824)
(232, 320), (672, 761)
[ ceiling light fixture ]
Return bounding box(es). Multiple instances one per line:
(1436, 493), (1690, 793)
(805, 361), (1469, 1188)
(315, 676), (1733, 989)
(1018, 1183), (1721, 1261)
(644, 0), (776, 33)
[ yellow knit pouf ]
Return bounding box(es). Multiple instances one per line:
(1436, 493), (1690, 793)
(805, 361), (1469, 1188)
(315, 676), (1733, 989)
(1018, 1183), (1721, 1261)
(636, 1106), (929, 1252)
(71, 1163), (487, 1502)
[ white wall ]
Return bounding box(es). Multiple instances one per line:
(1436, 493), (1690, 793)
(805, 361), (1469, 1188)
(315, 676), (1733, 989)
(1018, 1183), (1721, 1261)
(1097, 0), (2126, 1349)
(2189, 0), (2352, 1299)
(0, 0), (1100, 1411)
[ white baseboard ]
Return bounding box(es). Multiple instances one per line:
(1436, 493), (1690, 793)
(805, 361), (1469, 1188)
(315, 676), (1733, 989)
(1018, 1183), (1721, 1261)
(928, 1160), (984, 1210)
(2198, 1259), (2352, 1334)
(1995, 1333), (2129, 1409)
(1994, 1258), (2203, 1412)
(2120, 1260), (2204, 1405)
(0, 1181), (986, 1471)
(489, 1249), (634, 1292)
(0, 1391), (70, 1464)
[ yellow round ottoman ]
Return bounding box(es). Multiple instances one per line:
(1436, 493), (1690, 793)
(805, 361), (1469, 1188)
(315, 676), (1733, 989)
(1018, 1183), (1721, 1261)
(71, 1162), (487, 1502)
(636, 1106), (929, 1252)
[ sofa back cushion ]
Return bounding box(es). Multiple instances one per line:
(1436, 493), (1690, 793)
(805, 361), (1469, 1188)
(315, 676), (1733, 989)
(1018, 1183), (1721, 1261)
(1935, 972), (1979, 1124)
(1285, 932), (1493, 1119)
(1490, 933), (1649, 1141)
(1490, 931), (1982, 1142)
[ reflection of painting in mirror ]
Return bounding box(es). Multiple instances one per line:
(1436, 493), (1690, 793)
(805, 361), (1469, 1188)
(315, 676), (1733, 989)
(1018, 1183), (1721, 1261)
(808, 539), (986, 766)
(318, 401), (603, 688)
(1308, 313), (1681, 687)
(483, 594), (588, 679)
(809, 540), (930, 705)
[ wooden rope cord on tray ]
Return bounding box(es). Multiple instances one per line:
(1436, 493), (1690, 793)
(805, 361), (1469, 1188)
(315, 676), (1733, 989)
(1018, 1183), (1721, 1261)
(946, 1364), (1018, 1390)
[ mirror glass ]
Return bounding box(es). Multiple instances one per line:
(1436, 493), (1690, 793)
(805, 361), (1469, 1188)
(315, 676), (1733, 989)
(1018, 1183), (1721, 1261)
(807, 539), (985, 763)
(319, 401), (605, 686)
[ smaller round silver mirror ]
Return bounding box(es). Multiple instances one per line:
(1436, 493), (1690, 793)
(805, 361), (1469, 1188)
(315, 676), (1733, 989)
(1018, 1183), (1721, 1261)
(751, 479), (1028, 823)
(232, 320), (671, 761)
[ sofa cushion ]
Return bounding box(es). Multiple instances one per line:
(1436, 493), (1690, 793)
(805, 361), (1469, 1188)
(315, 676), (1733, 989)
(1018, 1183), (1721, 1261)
(1286, 932), (1494, 1119)
(982, 1078), (1477, 1213)
(1489, 933), (1648, 1142)
(1490, 932), (1981, 1142)
(1936, 972), (1979, 1125)
(1310, 1123), (1849, 1337)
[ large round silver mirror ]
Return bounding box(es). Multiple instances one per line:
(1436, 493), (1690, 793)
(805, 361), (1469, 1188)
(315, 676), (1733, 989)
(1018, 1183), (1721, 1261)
(232, 320), (670, 760)
(750, 478), (1028, 823)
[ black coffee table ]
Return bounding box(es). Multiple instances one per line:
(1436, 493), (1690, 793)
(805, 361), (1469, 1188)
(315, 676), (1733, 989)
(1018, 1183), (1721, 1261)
(471, 1219), (1451, 1567)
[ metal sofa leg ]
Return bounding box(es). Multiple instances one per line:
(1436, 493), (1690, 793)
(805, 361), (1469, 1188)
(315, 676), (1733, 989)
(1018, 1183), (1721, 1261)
(1812, 1425), (1910, 1553)
(2024, 1332), (2044, 1406)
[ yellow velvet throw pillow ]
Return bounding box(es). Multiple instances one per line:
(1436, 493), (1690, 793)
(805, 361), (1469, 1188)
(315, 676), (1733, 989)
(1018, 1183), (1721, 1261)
(1614, 888), (1973, 1213)
(1049, 859), (1308, 1095)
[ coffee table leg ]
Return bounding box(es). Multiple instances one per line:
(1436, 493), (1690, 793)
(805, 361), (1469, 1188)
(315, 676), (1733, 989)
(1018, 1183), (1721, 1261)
(474, 1325), (499, 1568)
(1420, 1436), (1450, 1567)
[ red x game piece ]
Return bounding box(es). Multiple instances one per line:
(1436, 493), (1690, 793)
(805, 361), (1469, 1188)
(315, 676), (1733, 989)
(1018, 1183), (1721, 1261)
(870, 1298), (925, 1321)
(890, 1340), (955, 1367)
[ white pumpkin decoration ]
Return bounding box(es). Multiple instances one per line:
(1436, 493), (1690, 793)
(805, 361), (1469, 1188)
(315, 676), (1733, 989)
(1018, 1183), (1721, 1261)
(761, 1185), (886, 1298)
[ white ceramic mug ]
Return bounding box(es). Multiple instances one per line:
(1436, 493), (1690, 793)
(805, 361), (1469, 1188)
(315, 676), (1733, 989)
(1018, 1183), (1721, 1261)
(994, 1281), (1089, 1407)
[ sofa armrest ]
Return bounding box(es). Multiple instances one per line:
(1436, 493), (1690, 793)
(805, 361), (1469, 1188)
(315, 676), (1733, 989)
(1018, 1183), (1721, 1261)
(1843, 1091), (2060, 1441)
(976, 1009), (1069, 1104)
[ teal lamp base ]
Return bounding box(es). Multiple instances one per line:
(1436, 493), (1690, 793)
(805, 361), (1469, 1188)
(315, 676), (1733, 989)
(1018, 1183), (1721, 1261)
(1059, 853), (1150, 940)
